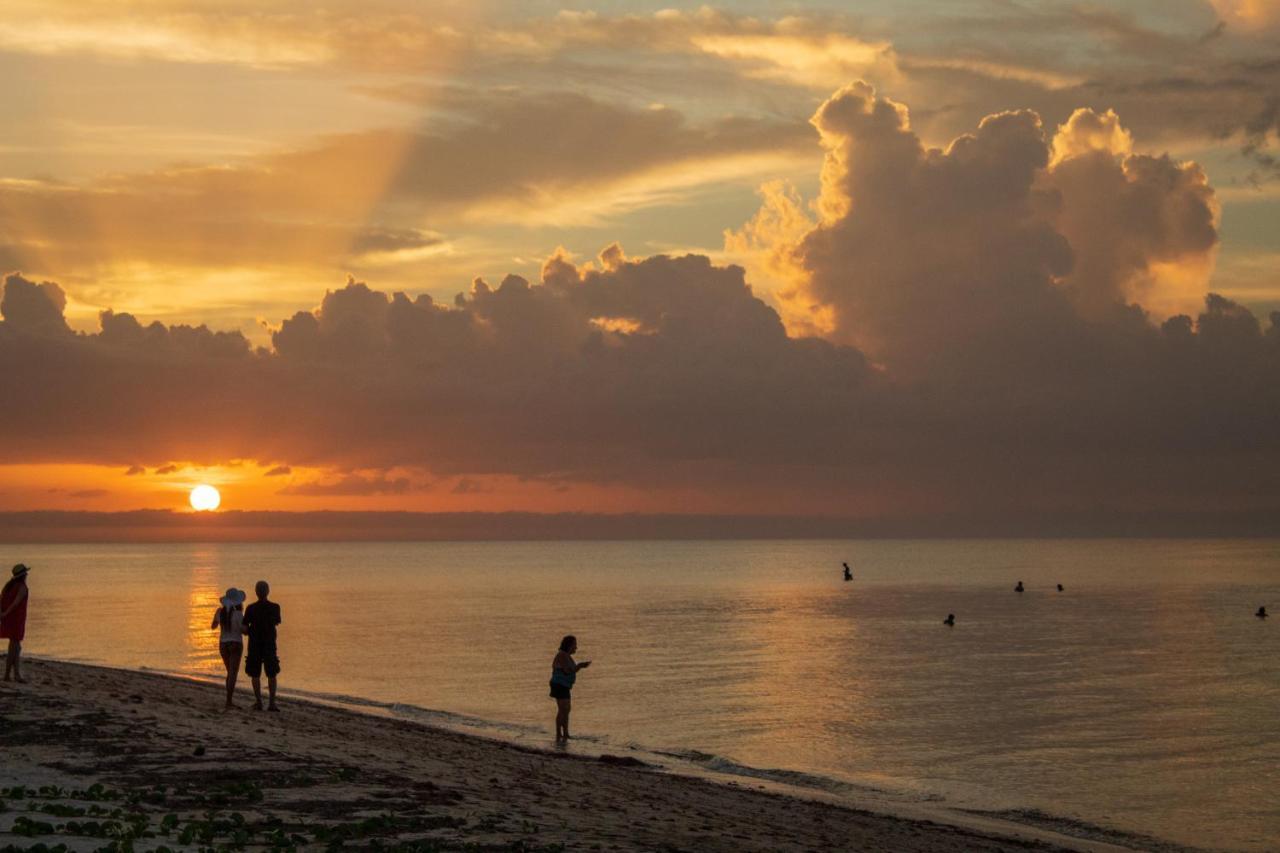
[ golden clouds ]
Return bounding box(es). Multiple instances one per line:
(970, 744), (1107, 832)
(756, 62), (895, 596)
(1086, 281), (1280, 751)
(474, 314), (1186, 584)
(1050, 109), (1133, 166)
(730, 84), (1221, 370)
(1210, 0), (1280, 30)
(0, 92), (811, 328)
(690, 31), (897, 90)
(0, 2), (469, 70)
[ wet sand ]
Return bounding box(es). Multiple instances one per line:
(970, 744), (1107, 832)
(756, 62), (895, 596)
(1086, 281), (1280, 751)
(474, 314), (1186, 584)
(1, 658), (1166, 851)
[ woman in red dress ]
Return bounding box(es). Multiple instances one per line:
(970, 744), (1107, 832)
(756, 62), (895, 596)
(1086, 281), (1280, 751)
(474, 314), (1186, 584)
(1, 563), (31, 683)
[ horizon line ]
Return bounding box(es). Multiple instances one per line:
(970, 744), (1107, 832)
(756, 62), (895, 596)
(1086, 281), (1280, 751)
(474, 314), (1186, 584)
(1, 508), (1278, 543)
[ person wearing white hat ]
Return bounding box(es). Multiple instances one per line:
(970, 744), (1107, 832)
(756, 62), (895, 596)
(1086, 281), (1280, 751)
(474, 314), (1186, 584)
(2, 564), (30, 683)
(210, 587), (246, 709)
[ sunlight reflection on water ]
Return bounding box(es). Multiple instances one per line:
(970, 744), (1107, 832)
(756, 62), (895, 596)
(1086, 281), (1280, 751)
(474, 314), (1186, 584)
(15, 538), (1280, 850)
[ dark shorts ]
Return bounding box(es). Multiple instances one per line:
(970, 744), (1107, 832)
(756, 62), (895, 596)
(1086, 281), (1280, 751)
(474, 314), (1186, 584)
(549, 680), (571, 700)
(246, 645), (280, 678)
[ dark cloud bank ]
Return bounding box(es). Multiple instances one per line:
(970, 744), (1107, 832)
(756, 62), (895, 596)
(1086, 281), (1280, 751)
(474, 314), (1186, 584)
(2, 84), (1279, 537)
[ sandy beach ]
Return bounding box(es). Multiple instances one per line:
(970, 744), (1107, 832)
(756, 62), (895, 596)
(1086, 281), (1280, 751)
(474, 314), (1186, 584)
(0, 659), (1195, 852)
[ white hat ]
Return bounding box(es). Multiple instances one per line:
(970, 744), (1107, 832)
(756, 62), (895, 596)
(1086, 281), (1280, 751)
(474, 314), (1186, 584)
(220, 587), (246, 608)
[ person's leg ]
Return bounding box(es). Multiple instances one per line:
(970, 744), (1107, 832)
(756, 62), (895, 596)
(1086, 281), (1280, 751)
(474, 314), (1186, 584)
(3, 638), (14, 681)
(228, 646), (241, 704)
(221, 644), (242, 708)
(266, 653), (279, 710)
(246, 650), (264, 708)
(220, 645), (232, 701)
(555, 697), (571, 739)
(9, 640), (21, 683)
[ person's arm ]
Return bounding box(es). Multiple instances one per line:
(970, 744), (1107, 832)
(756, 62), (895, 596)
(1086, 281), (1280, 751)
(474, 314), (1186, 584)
(241, 609), (254, 635)
(575, 659), (591, 671)
(0, 586), (27, 620)
(211, 608), (221, 630)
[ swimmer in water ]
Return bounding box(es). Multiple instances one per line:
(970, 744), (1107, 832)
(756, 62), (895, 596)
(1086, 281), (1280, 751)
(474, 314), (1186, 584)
(943, 613), (955, 626)
(1057, 584), (1064, 592)
(842, 562), (852, 582)
(1015, 581), (1024, 593)
(1258, 606), (1268, 619)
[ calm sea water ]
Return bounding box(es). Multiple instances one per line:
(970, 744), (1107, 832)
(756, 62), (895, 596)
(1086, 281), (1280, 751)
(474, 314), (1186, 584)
(11, 539), (1280, 849)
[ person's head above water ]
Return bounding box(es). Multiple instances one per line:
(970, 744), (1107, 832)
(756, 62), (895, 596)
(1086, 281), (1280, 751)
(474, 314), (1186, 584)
(1258, 606), (1268, 618)
(255, 580), (270, 600)
(559, 635), (577, 653)
(944, 613), (955, 624)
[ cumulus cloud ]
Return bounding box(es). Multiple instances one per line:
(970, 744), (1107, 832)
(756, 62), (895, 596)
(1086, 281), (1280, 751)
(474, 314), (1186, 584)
(746, 84), (1220, 374)
(2, 85), (1279, 520)
(1046, 110), (1219, 318)
(155, 464), (179, 474)
(124, 465), (145, 476)
(264, 465), (291, 477)
(0, 274), (70, 336)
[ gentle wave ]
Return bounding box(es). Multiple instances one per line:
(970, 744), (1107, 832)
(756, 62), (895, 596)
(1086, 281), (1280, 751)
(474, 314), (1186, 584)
(118, 661), (1206, 851)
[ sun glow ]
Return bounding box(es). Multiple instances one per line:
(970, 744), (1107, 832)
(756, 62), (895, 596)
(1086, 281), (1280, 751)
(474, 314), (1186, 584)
(189, 484), (221, 512)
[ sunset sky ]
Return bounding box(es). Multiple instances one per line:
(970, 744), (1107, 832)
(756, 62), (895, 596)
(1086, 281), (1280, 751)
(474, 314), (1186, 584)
(1, 0), (1278, 524)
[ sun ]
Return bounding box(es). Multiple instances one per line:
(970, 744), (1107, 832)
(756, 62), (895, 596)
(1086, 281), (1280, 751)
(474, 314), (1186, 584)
(189, 484), (221, 512)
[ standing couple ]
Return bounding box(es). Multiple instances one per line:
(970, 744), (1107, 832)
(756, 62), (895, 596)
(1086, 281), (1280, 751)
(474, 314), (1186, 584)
(211, 580), (282, 711)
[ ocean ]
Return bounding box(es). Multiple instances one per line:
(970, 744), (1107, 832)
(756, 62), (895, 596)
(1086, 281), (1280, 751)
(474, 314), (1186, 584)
(11, 539), (1279, 849)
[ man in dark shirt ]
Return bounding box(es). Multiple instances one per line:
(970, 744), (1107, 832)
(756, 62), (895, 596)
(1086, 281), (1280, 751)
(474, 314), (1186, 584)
(241, 580), (282, 711)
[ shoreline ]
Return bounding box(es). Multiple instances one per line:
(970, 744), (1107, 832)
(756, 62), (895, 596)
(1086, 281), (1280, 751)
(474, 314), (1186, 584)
(0, 658), (1197, 852)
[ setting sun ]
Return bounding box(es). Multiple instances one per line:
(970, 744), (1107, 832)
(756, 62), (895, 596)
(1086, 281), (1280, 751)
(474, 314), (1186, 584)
(189, 484), (221, 512)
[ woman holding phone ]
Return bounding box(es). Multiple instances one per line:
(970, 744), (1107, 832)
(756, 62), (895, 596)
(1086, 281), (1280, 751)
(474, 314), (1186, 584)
(550, 634), (591, 741)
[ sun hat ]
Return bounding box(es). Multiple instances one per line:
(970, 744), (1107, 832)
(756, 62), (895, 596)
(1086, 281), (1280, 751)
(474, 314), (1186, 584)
(11, 564), (30, 579)
(220, 587), (246, 608)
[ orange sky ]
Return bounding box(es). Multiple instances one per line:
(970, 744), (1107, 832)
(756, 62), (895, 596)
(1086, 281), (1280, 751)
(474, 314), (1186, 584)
(2, 1), (1280, 523)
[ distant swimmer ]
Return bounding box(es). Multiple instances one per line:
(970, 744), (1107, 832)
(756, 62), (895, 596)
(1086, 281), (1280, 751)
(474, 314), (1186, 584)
(943, 613), (955, 626)
(1258, 606), (1269, 619)
(1057, 584), (1064, 592)
(1015, 581), (1024, 593)
(843, 562), (852, 582)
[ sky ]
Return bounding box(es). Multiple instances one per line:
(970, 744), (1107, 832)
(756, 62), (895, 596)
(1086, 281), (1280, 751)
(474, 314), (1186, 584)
(0, 0), (1278, 525)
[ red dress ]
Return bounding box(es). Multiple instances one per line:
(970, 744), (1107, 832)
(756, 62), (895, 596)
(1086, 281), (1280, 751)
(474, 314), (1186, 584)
(0, 580), (27, 642)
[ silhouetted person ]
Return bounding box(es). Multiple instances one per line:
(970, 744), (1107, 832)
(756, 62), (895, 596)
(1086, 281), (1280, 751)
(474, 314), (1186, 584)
(1015, 581), (1024, 592)
(1, 564), (30, 683)
(1258, 606), (1269, 619)
(211, 587), (246, 709)
(843, 562), (852, 582)
(1057, 584), (1064, 592)
(242, 580), (282, 711)
(550, 634), (591, 741)
(943, 613), (955, 626)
